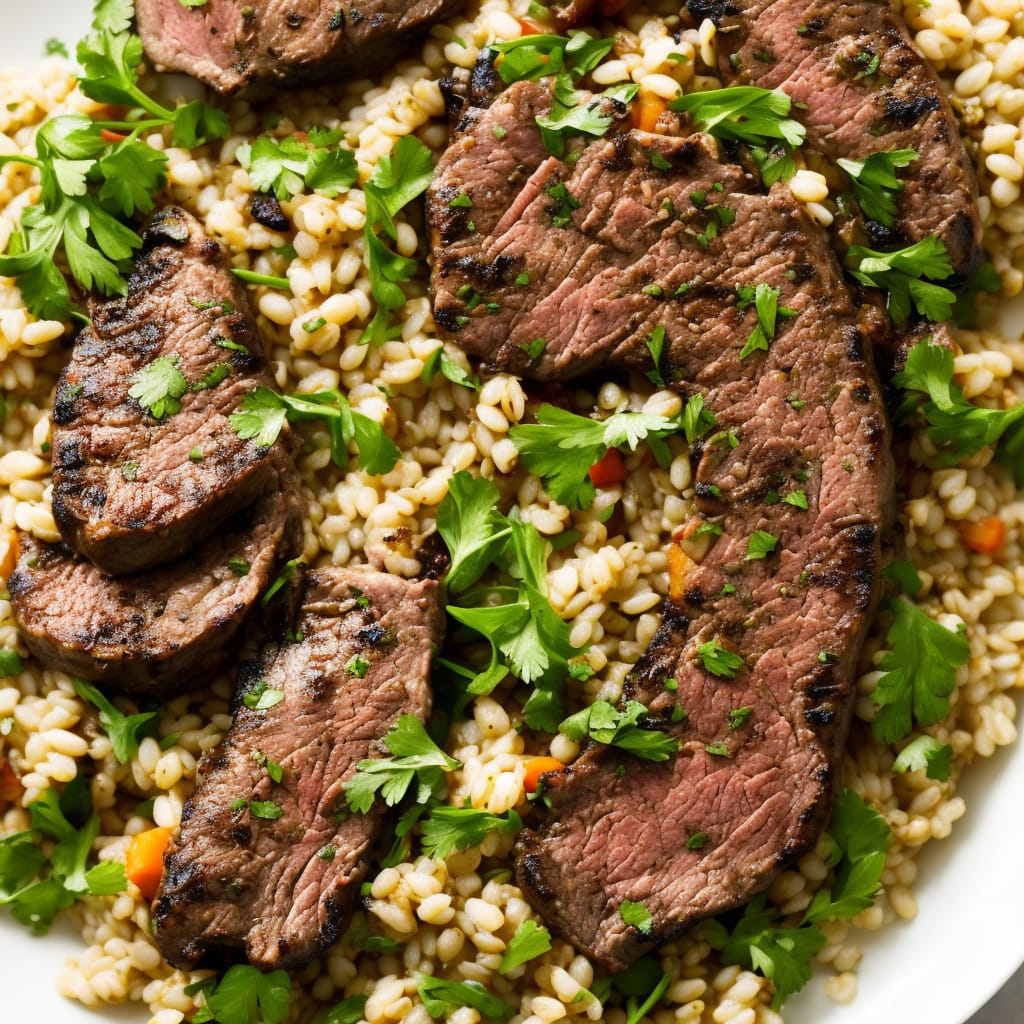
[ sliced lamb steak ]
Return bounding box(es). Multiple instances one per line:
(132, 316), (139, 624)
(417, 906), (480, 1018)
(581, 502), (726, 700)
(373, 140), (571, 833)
(682, 0), (982, 276)
(153, 567), (444, 970)
(429, 78), (894, 969)
(135, 0), (468, 97)
(51, 207), (289, 575)
(9, 455), (302, 698)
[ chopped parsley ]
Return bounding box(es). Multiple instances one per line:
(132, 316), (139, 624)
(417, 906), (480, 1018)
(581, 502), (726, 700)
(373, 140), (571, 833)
(619, 899), (653, 935)
(187, 964), (291, 1024)
(499, 919), (552, 973)
(416, 976), (515, 1021)
(745, 529), (778, 560)
(735, 282), (797, 359)
(671, 86), (806, 149)
(128, 355), (187, 419)
(695, 640), (743, 679)
(241, 680), (285, 712)
(892, 734), (952, 781)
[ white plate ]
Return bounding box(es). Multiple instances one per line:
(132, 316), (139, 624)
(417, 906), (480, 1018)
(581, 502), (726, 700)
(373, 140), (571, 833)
(1, 5), (1022, 1022)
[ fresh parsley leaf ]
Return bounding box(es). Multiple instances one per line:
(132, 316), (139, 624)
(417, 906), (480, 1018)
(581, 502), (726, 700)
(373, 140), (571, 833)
(0, 779), (126, 934)
(695, 640), (743, 678)
(128, 355), (187, 419)
(312, 996), (369, 1024)
(237, 133), (357, 201)
(188, 964), (291, 1024)
(499, 919), (552, 973)
(671, 86), (806, 148)
(837, 148), (917, 227)
(416, 976), (515, 1021)
(871, 597), (969, 743)
(241, 679), (285, 711)
(803, 789), (891, 924)
(745, 529), (778, 560)
(344, 715), (460, 814)
(490, 31), (615, 83)
(361, 136), (434, 344)
(559, 700), (678, 761)
(619, 899), (653, 935)
(892, 734), (952, 781)
(436, 472), (513, 593)
(846, 236), (955, 322)
(230, 387), (400, 475)
(0, 649), (24, 677)
(72, 679), (156, 764)
(735, 282), (795, 360)
(420, 806), (523, 859)
(894, 340), (1024, 484)
(421, 347), (480, 391)
(705, 894), (825, 1010)
(509, 403), (688, 509)
(645, 325), (667, 386)
(536, 77), (639, 157)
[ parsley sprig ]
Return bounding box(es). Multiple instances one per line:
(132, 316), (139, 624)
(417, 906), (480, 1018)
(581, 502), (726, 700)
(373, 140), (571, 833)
(837, 148), (917, 227)
(437, 472), (587, 730)
(871, 595), (969, 745)
(705, 790), (890, 1009)
(416, 976), (515, 1021)
(186, 964), (291, 1024)
(420, 806), (523, 860)
(0, 776), (126, 934)
(72, 679), (156, 764)
(846, 236), (956, 322)
(489, 32), (637, 156)
(509, 399), (714, 509)
(0, 1), (228, 321)
(360, 136), (434, 344)
(559, 699), (679, 761)
(237, 128), (358, 201)
(894, 340), (1024, 484)
(343, 715), (460, 814)
(671, 86), (806, 149)
(230, 386), (400, 475)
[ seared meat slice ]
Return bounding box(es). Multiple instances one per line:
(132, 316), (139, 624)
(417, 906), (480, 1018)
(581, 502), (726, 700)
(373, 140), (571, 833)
(153, 567), (444, 971)
(429, 78), (893, 969)
(135, 0), (467, 97)
(683, 0), (982, 276)
(51, 207), (288, 576)
(9, 457), (302, 698)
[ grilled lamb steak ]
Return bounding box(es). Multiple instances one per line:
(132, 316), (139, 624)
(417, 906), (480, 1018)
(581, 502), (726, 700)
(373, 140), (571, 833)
(135, 0), (467, 97)
(683, 0), (982, 276)
(429, 77), (894, 969)
(153, 567), (444, 971)
(9, 457), (302, 697)
(52, 207), (289, 575)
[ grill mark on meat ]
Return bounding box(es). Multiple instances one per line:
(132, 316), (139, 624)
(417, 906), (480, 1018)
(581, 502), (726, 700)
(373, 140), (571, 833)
(51, 207), (289, 575)
(9, 455), (302, 697)
(683, 0), (982, 278)
(153, 567), (444, 970)
(429, 75), (894, 970)
(135, 0), (468, 97)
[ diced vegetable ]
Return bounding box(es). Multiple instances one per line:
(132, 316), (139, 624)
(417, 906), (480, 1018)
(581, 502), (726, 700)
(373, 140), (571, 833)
(667, 542), (692, 602)
(633, 92), (668, 133)
(523, 756), (567, 794)
(960, 514), (1005, 554)
(588, 448), (627, 487)
(125, 825), (175, 900)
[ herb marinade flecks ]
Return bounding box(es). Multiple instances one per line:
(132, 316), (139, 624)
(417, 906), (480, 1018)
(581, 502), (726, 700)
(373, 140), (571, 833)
(0, 0), (1022, 1021)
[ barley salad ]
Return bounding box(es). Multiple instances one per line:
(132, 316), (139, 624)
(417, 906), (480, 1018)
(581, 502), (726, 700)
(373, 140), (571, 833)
(1, 1), (1024, 1023)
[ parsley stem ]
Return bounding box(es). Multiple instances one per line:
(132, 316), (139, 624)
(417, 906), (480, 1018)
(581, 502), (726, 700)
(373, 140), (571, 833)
(231, 268), (291, 290)
(0, 155), (42, 170)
